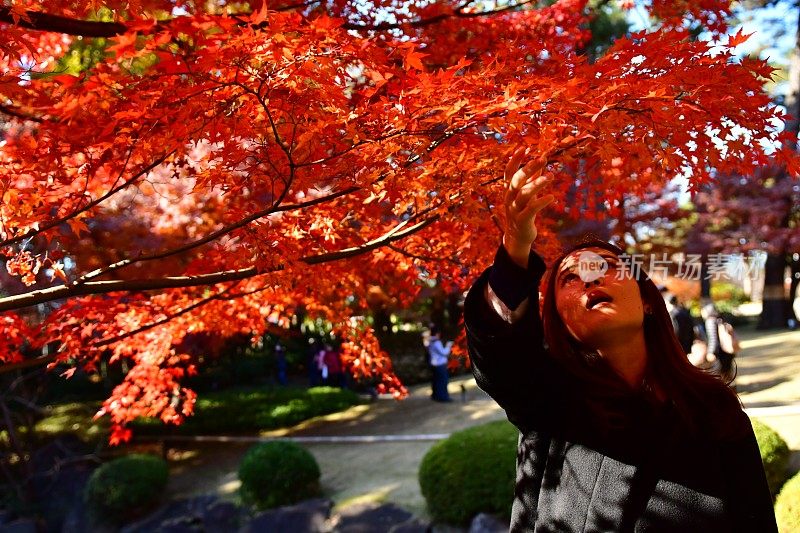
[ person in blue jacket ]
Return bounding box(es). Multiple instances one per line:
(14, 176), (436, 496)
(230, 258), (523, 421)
(464, 147), (777, 532)
(427, 326), (454, 402)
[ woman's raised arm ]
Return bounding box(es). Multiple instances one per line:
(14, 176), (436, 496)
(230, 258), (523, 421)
(484, 147), (555, 320)
(464, 148), (563, 432)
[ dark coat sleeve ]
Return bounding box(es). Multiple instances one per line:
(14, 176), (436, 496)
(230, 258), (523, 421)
(464, 246), (569, 433)
(722, 415), (779, 533)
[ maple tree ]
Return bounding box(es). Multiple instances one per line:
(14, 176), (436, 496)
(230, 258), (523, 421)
(670, 168), (799, 323)
(1, 0), (799, 443)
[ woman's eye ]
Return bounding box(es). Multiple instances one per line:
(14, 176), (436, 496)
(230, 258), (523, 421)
(562, 273), (578, 284)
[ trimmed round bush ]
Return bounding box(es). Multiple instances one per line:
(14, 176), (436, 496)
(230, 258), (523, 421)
(419, 420), (518, 525)
(776, 470), (800, 533)
(84, 454), (169, 524)
(752, 419), (790, 496)
(238, 441), (321, 510)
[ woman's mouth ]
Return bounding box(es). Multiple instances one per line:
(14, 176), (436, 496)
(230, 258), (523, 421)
(585, 290), (613, 310)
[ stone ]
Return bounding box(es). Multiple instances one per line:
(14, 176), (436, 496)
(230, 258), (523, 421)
(120, 494), (245, 533)
(429, 524), (467, 533)
(0, 519), (37, 533)
(468, 513), (508, 533)
(431, 524), (467, 533)
(334, 503), (415, 533)
(241, 498), (332, 533)
(203, 500), (242, 532)
(388, 517), (431, 533)
(61, 496), (89, 533)
(157, 515), (203, 533)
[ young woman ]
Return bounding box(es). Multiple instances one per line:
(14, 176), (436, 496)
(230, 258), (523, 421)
(465, 148), (777, 532)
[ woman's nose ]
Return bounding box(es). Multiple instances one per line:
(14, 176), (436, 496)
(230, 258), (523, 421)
(584, 279), (601, 289)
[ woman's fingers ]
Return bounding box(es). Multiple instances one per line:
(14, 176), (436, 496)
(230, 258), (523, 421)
(509, 156), (546, 191)
(508, 172), (553, 213)
(504, 147), (528, 183)
(519, 193), (555, 219)
(513, 173), (552, 210)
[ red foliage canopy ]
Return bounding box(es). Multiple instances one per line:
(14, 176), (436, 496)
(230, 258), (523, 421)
(1, 0), (797, 442)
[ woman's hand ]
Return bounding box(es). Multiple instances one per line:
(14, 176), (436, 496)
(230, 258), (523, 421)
(502, 147), (555, 268)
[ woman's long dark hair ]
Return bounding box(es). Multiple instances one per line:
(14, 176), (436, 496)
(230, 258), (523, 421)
(540, 238), (743, 438)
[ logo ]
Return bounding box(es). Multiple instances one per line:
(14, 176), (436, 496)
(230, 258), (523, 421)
(577, 251), (608, 283)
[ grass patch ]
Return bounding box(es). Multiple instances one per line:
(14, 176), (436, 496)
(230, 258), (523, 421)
(135, 386), (363, 435)
(28, 387), (362, 440)
(33, 402), (107, 444)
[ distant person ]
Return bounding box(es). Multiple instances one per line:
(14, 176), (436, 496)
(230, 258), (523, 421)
(701, 303), (738, 385)
(427, 326), (453, 402)
(307, 338), (323, 386)
(275, 341), (288, 385)
(663, 292), (696, 356)
(322, 343), (344, 387)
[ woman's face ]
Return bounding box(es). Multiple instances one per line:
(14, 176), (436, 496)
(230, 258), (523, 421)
(553, 247), (646, 348)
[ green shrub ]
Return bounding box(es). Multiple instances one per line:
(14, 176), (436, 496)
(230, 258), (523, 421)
(418, 420), (518, 525)
(238, 441), (321, 510)
(84, 454), (169, 524)
(776, 470), (800, 533)
(710, 282), (749, 310)
(752, 419), (790, 497)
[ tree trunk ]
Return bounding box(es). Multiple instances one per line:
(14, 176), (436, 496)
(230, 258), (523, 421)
(758, 6), (800, 328)
(700, 254), (711, 299)
(445, 290), (462, 338)
(429, 290), (446, 332)
(371, 306), (392, 338)
(758, 253), (788, 329)
(789, 254), (800, 325)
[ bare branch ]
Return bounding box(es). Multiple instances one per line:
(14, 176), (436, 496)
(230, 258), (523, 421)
(1, 1), (536, 39)
(0, 354), (57, 374)
(0, 7), (128, 37)
(0, 104), (44, 123)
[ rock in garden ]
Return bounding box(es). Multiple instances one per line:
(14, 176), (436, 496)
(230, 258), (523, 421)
(121, 494), (247, 533)
(468, 513), (508, 533)
(388, 516), (431, 533)
(203, 500), (242, 532)
(333, 503), (415, 533)
(0, 519), (38, 533)
(240, 498), (332, 533)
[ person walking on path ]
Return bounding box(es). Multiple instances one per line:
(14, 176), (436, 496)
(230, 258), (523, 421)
(663, 291), (696, 356)
(700, 303), (737, 385)
(322, 343), (345, 388)
(274, 341), (288, 385)
(464, 147), (776, 532)
(427, 326), (454, 402)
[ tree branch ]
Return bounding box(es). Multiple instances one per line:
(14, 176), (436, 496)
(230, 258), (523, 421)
(0, 103), (44, 123)
(0, 151), (173, 248)
(74, 185), (361, 284)
(0, 7), (128, 37)
(0, 353), (57, 374)
(1, 0), (537, 39)
(0, 213), (438, 312)
(93, 284), (240, 347)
